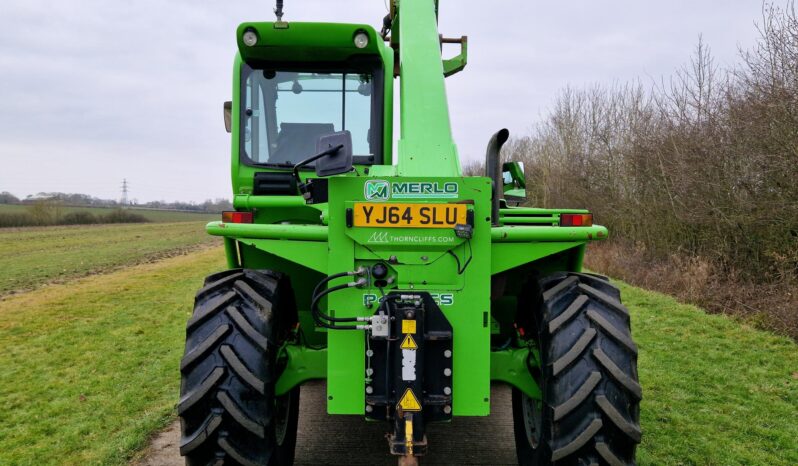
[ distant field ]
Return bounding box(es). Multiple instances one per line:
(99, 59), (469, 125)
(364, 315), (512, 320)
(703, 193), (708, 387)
(0, 222), (220, 296)
(0, 204), (217, 223)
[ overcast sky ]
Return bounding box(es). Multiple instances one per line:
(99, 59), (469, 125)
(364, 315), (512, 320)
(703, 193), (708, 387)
(0, 1), (776, 203)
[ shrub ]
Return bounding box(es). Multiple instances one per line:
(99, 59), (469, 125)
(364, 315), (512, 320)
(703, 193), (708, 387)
(60, 212), (98, 225)
(100, 209), (149, 224)
(26, 201), (60, 225)
(503, 3), (798, 284)
(0, 209), (149, 228)
(0, 213), (44, 228)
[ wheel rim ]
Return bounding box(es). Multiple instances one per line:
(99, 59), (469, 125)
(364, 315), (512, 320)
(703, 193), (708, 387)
(521, 393), (543, 449)
(274, 393), (292, 446)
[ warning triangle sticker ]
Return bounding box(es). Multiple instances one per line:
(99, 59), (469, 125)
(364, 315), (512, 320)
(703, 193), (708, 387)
(398, 388), (422, 411)
(400, 334), (418, 350)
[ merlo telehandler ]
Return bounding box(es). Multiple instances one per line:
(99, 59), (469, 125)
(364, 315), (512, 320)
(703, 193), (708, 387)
(179, 1), (641, 464)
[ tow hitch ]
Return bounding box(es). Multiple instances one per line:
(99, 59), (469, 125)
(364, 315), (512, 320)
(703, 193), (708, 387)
(365, 292), (454, 463)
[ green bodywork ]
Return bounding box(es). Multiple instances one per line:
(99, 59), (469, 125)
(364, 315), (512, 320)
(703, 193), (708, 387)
(209, 0), (607, 416)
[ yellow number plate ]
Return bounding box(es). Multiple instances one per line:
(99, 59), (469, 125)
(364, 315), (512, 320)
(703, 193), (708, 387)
(353, 203), (467, 228)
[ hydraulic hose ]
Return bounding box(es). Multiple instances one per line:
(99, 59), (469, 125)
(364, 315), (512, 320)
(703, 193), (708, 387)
(311, 272), (349, 301)
(312, 283), (359, 323)
(309, 270), (405, 331)
(310, 270), (366, 330)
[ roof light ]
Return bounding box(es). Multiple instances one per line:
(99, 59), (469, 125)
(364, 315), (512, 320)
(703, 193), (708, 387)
(560, 213), (593, 227)
(354, 32), (369, 49)
(242, 29), (258, 47)
(222, 211), (254, 224)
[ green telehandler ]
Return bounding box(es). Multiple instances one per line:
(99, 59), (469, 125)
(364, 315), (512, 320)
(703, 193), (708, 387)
(179, 1), (641, 464)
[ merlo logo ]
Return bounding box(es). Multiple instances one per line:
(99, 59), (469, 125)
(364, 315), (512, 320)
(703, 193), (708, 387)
(364, 180), (390, 201)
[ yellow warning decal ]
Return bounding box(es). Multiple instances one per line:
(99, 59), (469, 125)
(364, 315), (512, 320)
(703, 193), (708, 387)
(400, 334), (418, 350)
(402, 320), (417, 334)
(398, 387), (422, 411)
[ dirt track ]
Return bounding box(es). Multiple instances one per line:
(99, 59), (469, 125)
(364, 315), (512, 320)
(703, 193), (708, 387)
(136, 381), (517, 466)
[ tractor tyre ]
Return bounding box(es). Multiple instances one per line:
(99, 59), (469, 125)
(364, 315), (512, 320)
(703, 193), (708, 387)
(513, 272), (642, 466)
(178, 269), (300, 466)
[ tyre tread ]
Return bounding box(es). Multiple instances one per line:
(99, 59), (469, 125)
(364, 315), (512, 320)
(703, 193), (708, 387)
(178, 366), (225, 415)
(220, 344), (266, 395)
(180, 324), (230, 370)
(179, 269), (298, 466)
(217, 390), (266, 438)
(179, 413), (222, 455)
(593, 348), (643, 400)
(542, 275), (578, 302)
(596, 395), (642, 442)
(578, 283), (629, 317)
(226, 305), (271, 351)
(586, 308), (638, 353)
(187, 291), (237, 331)
(196, 272), (245, 299)
(552, 328), (596, 376)
(218, 437), (261, 466)
(596, 442), (628, 466)
(514, 272), (641, 465)
(549, 295), (588, 333)
(553, 371), (601, 421)
(234, 280), (273, 314)
(551, 418), (603, 461)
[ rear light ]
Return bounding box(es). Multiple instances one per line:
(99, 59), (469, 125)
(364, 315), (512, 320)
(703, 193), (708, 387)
(560, 213), (593, 227)
(222, 211), (253, 224)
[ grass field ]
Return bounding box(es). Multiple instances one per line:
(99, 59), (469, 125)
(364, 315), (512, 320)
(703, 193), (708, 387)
(625, 281), (798, 465)
(0, 204), (217, 223)
(0, 248), (226, 466)
(0, 242), (796, 464)
(0, 222), (219, 296)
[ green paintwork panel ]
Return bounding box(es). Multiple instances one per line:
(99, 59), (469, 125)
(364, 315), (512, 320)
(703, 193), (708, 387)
(491, 242), (582, 275)
(238, 238), (328, 274)
(275, 346), (327, 396)
(490, 348), (541, 399)
(223, 237), (240, 268)
(237, 22), (384, 63)
(395, 0), (461, 177)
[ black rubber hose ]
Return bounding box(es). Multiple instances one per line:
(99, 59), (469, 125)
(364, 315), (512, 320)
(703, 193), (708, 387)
(312, 272), (350, 298)
(309, 272), (362, 329)
(311, 283), (359, 323)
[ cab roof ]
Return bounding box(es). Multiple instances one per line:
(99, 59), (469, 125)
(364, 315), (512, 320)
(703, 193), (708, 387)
(236, 22), (385, 64)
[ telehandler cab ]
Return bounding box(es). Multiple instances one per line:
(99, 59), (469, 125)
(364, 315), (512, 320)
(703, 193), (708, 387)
(179, 1), (641, 464)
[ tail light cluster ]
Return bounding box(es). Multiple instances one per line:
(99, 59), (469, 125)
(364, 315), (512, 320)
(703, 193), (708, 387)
(222, 211), (253, 224)
(560, 213), (593, 227)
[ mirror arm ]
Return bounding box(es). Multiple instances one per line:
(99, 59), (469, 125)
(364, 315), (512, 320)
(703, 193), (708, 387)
(291, 144), (344, 188)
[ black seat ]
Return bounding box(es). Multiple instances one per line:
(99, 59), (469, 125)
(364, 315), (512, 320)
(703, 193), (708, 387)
(271, 123), (336, 164)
